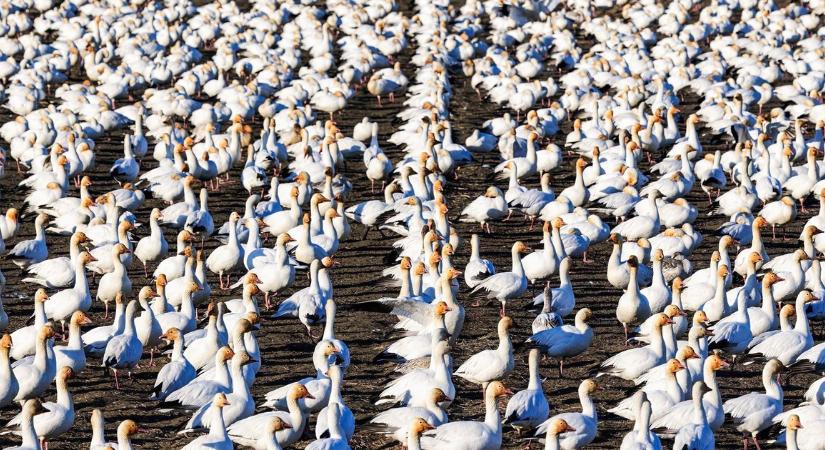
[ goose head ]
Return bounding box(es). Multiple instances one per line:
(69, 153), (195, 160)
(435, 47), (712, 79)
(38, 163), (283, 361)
(707, 354), (730, 371)
(270, 416), (292, 433)
(34, 288), (49, 304)
(785, 414), (803, 431)
(662, 359), (685, 379)
(161, 327), (181, 341)
(71, 311), (92, 327)
(547, 418), (576, 436)
(486, 380), (513, 399)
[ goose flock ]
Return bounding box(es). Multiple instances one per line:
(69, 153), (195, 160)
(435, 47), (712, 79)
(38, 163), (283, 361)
(3, 0), (825, 448)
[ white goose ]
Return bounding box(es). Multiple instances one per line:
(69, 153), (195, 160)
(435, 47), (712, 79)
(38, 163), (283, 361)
(503, 349), (550, 433)
(535, 379), (599, 450)
(454, 316), (514, 389)
(469, 241), (529, 316)
(420, 381), (511, 450)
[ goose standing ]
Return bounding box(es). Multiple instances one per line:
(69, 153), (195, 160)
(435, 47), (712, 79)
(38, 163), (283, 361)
(503, 349), (550, 434)
(464, 234), (495, 289)
(102, 300), (143, 389)
(6, 213), (48, 268)
(535, 379), (599, 450)
(181, 393), (233, 450)
(527, 308), (594, 376)
(722, 359), (784, 449)
(420, 381), (511, 450)
(151, 327), (196, 401)
(0, 334), (18, 407)
(6, 367), (75, 449)
(673, 382), (715, 450)
(454, 316), (514, 390)
(469, 241), (529, 316)
(207, 211), (242, 289)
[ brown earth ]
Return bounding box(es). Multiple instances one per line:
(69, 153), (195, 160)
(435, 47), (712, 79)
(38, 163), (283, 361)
(0, 0), (819, 448)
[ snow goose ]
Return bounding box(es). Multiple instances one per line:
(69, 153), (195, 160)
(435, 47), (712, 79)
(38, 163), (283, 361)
(7, 400), (45, 450)
(320, 299), (349, 371)
(600, 313), (670, 380)
(771, 249), (809, 303)
(6, 213), (48, 268)
(716, 272), (781, 338)
(0, 208), (19, 240)
(652, 355), (728, 433)
(459, 186), (508, 234)
(82, 292), (125, 358)
(708, 288), (753, 358)
(153, 232), (195, 280)
(723, 359), (784, 449)
(405, 417), (435, 450)
(759, 196), (798, 240)
(185, 188), (215, 241)
(206, 211), (241, 289)
(531, 283), (563, 334)
(454, 316), (513, 389)
(227, 384), (315, 450)
(369, 388), (449, 445)
(616, 256), (652, 341)
(530, 256), (575, 320)
(535, 379), (599, 450)
(181, 393), (232, 450)
(315, 364), (354, 440)
(134, 208), (168, 277)
(376, 340), (454, 408)
(522, 221), (559, 285)
(786, 147), (820, 212)
(672, 382), (715, 450)
(156, 280), (198, 334)
(641, 249), (671, 313)
(262, 340), (340, 412)
(682, 264), (732, 320)
(10, 289), (50, 360)
(503, 349), (550, 433)
(151, 327), (195, 401)
(165, 346), (234, 408)
(420, 381), (511, 450)
(733, 216), (769, 276)
(700, 264), (738, 323)
(619, 393), (662, 450)
(102, 300), (143, 389)
(135, 286), (162, 363)
(747, 290), (817, 365)
(292, 213), (328, 265)
(272, 259), (327, 338)
(0, 334), (18, 407)
(52, 311), (91, 373)
(527, 308), (593, 376)
(87, 220), (134, 275)
(13, 325), (56, 402)
(469, 241), (529, 316)
(464, 233), (495, 289)
(6, 366), (75, 448)
(95, 244), (132, 318)
(607, 234), (653, 289)
(182, 349), (255, 431)
(22, 231), (88, 288)
(109, 135), (139, 184)
(612, 191), (661, 240)
(259, 417), (291, 450)
(88, 408), (134, 450)
(609, 359), (686, 420)
(344, 182), (398, 239)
